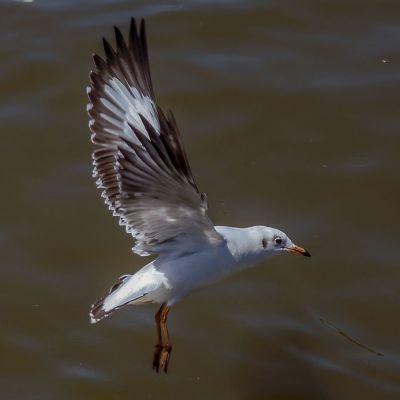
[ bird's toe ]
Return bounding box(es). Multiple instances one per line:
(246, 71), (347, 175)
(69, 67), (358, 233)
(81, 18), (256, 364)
(160, 345), (172, 373)
(152, 344), (163, 372)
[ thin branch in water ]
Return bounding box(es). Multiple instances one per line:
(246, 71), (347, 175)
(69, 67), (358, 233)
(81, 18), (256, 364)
(319, 317), (384, 357)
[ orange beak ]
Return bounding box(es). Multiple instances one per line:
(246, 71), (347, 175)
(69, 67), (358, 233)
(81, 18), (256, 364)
(288, 245), (311, 257)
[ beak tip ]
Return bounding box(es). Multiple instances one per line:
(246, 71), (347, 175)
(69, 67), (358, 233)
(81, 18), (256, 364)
(288, 245), (311, 257)
(303, 249), (311, 258)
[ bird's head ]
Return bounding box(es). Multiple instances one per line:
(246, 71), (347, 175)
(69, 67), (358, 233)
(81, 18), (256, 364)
(257, 226), (311, 258)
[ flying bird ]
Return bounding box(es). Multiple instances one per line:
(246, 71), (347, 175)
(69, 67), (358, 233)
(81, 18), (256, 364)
(87, 18), (311, 373)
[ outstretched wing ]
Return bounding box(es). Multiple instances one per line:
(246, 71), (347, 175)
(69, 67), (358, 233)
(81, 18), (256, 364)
(87, 18), (222, 256)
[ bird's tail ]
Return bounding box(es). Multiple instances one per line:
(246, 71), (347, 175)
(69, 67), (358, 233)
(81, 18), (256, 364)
(90, 296), (112, 324)
(89, 274), (145, 324)
(89, 263), (165, 324)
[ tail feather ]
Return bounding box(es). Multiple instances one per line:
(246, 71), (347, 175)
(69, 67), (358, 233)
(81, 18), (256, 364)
(89, 296), (111, 324)
(89, 274), (132, 324)
(89, 264), (165, 324)
(90, 292), (148, 324)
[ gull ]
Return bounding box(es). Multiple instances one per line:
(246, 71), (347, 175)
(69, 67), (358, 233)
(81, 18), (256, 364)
(87, 18), (311, 373)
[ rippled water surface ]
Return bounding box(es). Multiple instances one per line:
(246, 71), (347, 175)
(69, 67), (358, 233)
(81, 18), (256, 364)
(1, 1), (400, 399)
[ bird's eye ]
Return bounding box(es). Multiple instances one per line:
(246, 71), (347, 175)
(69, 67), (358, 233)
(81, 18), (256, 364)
(275, 237), (282, 245)
(262, 238), (268, 249)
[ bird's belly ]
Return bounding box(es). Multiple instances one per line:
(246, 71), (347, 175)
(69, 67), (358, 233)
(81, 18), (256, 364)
(155, 247), (240, 303)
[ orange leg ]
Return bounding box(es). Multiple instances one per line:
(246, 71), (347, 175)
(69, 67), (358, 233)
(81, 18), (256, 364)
(152, 304), (164, 372)
(152, 303), (172, 373)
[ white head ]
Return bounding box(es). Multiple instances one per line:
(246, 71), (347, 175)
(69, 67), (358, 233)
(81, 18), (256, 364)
(248, 226), (311, 258)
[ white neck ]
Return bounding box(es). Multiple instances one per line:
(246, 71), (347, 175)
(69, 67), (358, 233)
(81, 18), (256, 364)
(215, 225), (274, 269)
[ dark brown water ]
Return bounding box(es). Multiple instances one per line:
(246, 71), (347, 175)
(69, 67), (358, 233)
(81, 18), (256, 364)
(1, 1), (400, 399)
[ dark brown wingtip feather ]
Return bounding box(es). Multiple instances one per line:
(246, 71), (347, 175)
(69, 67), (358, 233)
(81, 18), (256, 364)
(114, 25), (127, 53)
(92, 53), (107, 70)
(143, 20), (155, 94)
(138, 19), (154, 98)
(129, 18), (139, 50)
(126, 17), (154, 99)
(139, 19), (146, 43)
(102, 37), (116, 61)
